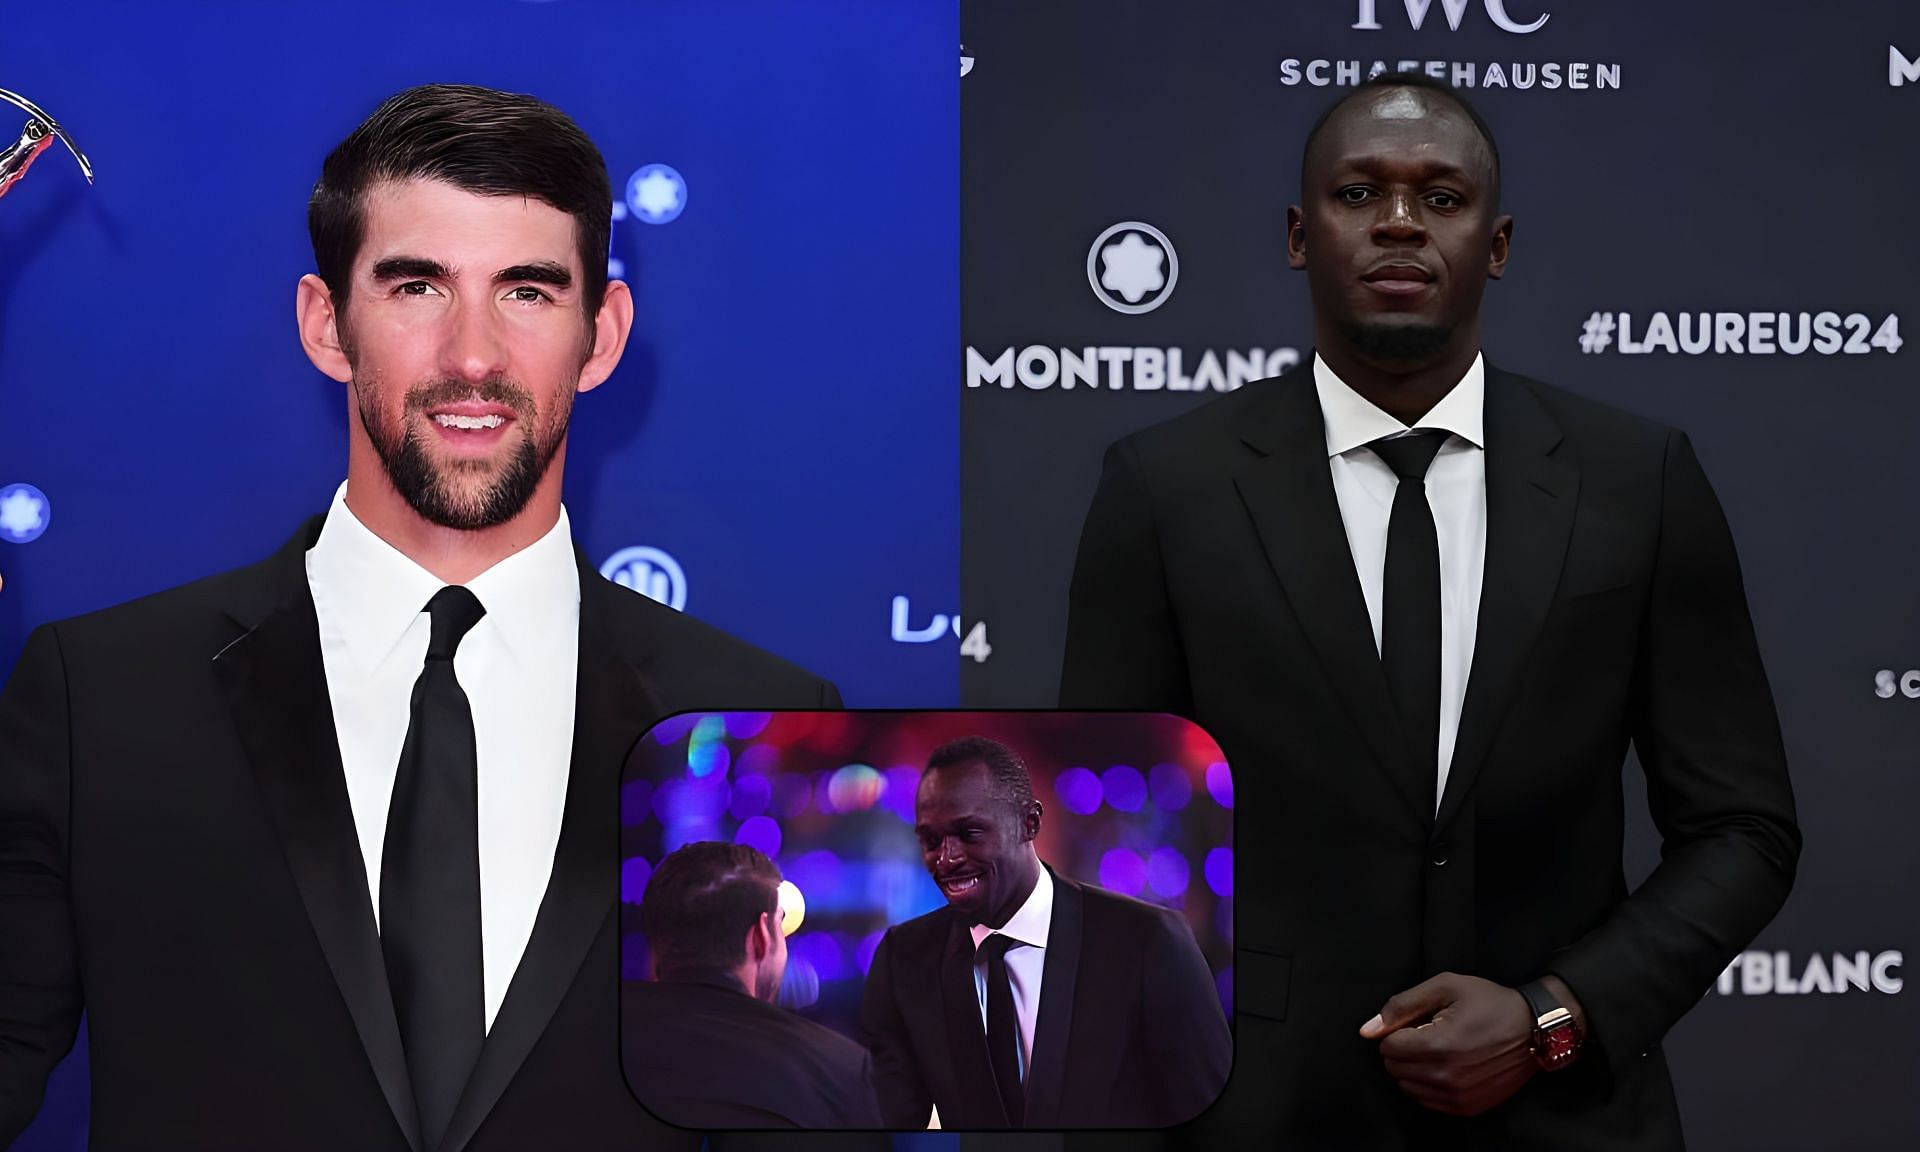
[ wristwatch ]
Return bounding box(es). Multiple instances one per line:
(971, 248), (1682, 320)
(1518, 980), (1584, 1071)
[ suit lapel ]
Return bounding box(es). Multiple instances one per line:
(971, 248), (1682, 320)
(1435, 369), (1578, 833)
(940, 915), (1007, 1127)
(1022, 869), (1080, 1128)
(212, 518), (424, 1152)
(440, 562), (665, 1152)
(1234, 374), (1431, 825)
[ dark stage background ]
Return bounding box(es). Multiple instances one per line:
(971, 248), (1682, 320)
(961, 1), (1916, 1149)
(0, 0), (955, 1148)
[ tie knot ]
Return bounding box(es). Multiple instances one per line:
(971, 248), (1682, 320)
(978, 933), (1021, 963)
(1368, 430), (1448, 482)
(423, 586), (486, 661)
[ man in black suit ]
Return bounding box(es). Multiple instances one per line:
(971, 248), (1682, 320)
(622, 841), (882, 1129)
(1060, 74), (1799, 1150)
(860, 736), (1230, 1131)
(0, 84), (837, 1151)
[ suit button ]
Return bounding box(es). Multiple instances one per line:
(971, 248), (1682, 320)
(1429, 844), (1449, 867)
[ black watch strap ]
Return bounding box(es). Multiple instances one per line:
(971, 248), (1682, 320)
(1518, 979), (1561, 1024)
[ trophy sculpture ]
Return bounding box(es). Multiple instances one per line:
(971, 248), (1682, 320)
(1, 87), (93, 200)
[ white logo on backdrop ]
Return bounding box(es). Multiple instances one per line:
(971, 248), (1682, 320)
(601, 546), (687, 611)
(1352, 0), (1548, 35)
(1893, 45), (1920, 87)
(961, 45), (975, 77)
(626, 164), (687, 225)
(1088, 222), (1178, 315)
(1875, 670), (1920, 699)
(1714, 951), (1903, 996)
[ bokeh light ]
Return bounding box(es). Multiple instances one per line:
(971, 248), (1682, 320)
(649, 713), (703, 746)
(772, 773), (812, 819)
(1205, 761), (1234, 809)
(856, 929), (886, 974)
(1054, 766), (1103, 815)
(1102, 764), (1147, 812)
(1204, 846), (1233, 897)
(777, 879), (806, 936)
(736, 742), (781, 778)
(882, 766), (921, 823)
(620, 856), (652, 905)
(687, 740), (730, 779)
(1148, 763), (1192, 811)
(725, 712), (773, 740)
(620, 778), (654, 826)
(1147, 846), (1191, 898)
(728, 772), (771, 821)
(1099, 847), (1147, 896)
(788, 931), (847, 983)
(828, 764), (884, 812)
(736, 815), (783, 858)
(784, 849), (844, 896)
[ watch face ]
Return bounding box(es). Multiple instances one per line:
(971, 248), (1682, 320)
(1534, 1020), (1584, 1070)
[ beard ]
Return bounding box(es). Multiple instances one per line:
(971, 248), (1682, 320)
(356, 374), (568, 531)
(1340, 317), (1455, 363)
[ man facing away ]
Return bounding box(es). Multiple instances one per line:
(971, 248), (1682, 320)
(861, 736), (1231, 1131)
(623, 840), (882, 1129)
(0, 84), (837, 1151)
(1061, 74), (1799, 1150)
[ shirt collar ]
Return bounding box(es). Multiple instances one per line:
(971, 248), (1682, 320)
(306, 481), (580, 674)
(970, 863), (1054, 953)
(1312, 350), (1486, 458)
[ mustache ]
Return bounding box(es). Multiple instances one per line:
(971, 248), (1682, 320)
(402, 376), (537, 420)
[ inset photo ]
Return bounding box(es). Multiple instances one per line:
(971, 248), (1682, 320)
(618, 711), (1234, 1131)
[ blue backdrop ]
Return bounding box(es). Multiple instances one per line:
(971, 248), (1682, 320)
(0, 0), (957, 1146)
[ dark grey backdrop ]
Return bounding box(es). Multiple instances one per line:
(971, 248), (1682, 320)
(961, 2), (1918, 1148)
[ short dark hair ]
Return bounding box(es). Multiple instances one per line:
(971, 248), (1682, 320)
(1301, 72), (1501, 203)
(308, 83), (612, 322)
(925, 735), (1036, 815)
(640, 842), (782, 978)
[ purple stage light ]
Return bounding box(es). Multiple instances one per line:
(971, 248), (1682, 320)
(772, 773), (812, 819)
(650, 713), (703, 746)
(882, 766), (921, 822)
(1053, 766), (1103, 816)
(778, 955), (821, 1010)
(1148, 763), (1192, 811)
(735, 816), (783, 858)
(857, 930), (885, 974)
(736, 743), (781, 777)
(620, 856), (652, 905)
(1216, 967), (1233, 1017)
(814, 772), (838, 815)
(1205, 761), (1234, 809)
(725, 712), (773, 740)
(655, 775), (730, 824)
(1147, 847), (1191, 897)
(1204, 846), (1233, 897)
(729, 772), (772, 821)
(784, 849), (845, 896)
(1099, 848), (1148, 896)
(788, 932), (847, 983)
(620, 779), (654, 826)
(1102, 764), (1147, 812)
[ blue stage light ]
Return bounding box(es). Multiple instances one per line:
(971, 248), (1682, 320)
(1099, 847), (1148, 896)
(1102, 764), (1147, 812)
(735, 815), (782, 858)
(1147, 847), (1191, 897)
(728, 773), (772, 821)
(1149, 763), (1192, 811)
(1205, 846), (1234, 897)
(1054, 766), (1103, 815)
(620, 856), (652, 905)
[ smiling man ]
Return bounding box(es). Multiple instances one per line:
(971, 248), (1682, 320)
(859, 736), (1230, 1131)
(1060, 74), (1799, 1150)
(0, 84), (836, 1152)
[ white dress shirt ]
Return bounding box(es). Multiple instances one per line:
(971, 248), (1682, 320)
(968, 865), (1053, 1083)
(1313, 352), (1488, 809)
(305, 482), (580, 1031)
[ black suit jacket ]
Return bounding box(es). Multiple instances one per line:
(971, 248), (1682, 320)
(859, 868), (1229, 1131)
(0, 515), (840, 1151)
(622, 972), (881, 1129)
(1059, 365), (1800, 1150)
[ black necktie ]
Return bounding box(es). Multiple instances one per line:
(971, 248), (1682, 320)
(381, 585), (487, 1152)
(1370, 431), (1448, 817)
(980, 933), (1025, 1126)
